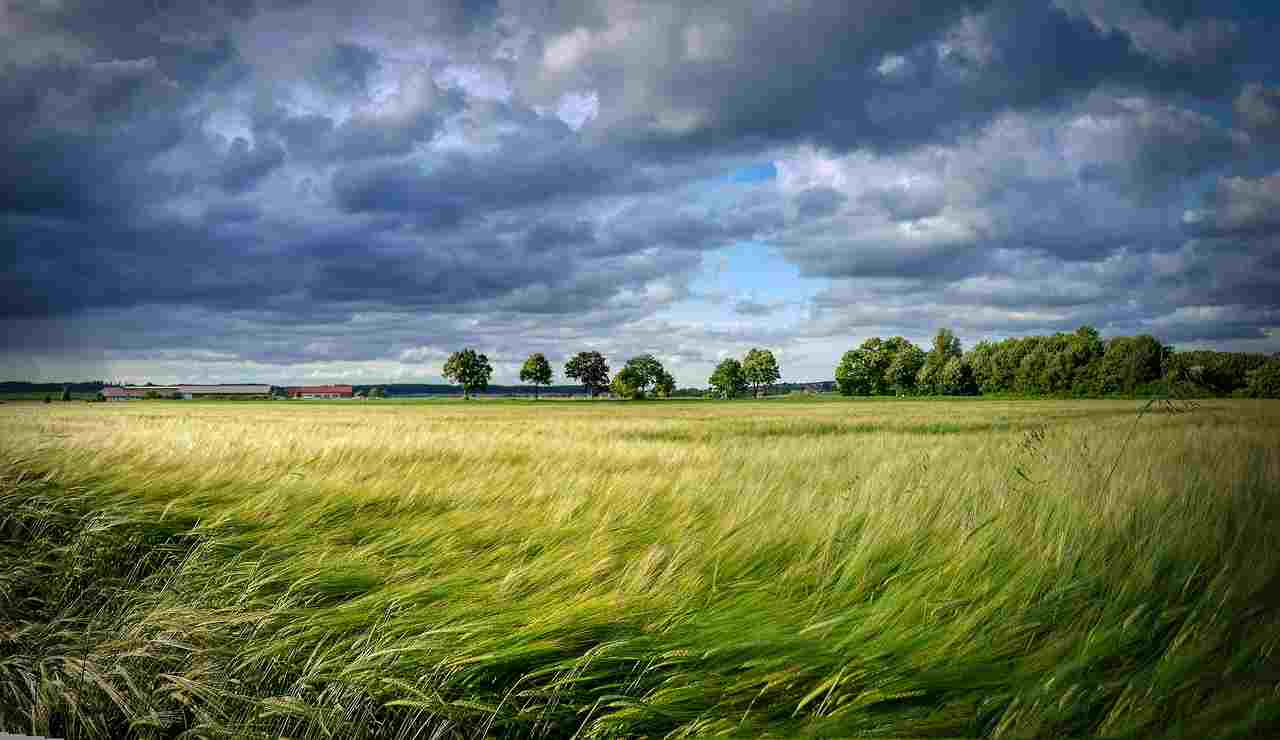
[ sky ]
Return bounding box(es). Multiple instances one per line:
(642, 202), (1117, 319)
(2, 0), (1279, 386)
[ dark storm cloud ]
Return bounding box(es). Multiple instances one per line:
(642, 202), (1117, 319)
(514, 0), (1271, 156)
(2, 0), (1279, 381)
(1235, 83), (1280, 141)
(216, 137), (286, 193)
(1186, 173), (1280, 237)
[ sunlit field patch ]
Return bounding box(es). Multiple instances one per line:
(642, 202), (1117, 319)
(2, 398), (1278, 738)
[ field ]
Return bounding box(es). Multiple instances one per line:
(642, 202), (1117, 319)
(2, 398), (1279, 738)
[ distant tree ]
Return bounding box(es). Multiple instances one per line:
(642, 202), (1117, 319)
(654, 370), (676, 399)
(442, 348), (493, 400)
(610, 366), (645, 399)
(708, 358), (748, 399)
(369, 387), (385, 399)
(742, 348), (781, 397)
(565, 351), (611, 398)
(60, 386), (71, 402)
(519, 353), (554, 399)
(622, 354), (667, 396)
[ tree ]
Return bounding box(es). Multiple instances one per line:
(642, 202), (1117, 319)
(519, 353), (553, 399)
(940, 356), (978, 395)
(835, 348), (876, 396)
(622, 354), (667, 396)
(565, 351), (610, 398)
(60, 386), (71, 402)
(886, 340), (926, 395)
(610, 366), (645, 399)
(369, 386), (385, 399)
(708, 358), (748, 399)
(917, 328), (963, 395)
(742, 348), (781, 398)
(442, 348), (493, 400)
(1099, 335), (1164, 395)
(654, 370), (676, 399)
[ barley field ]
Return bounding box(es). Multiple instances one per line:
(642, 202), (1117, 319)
(2, 398), (1278, 738)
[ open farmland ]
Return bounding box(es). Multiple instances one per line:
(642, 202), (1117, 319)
(2, 398), (1279, 738)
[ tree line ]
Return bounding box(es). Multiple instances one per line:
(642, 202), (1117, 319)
(441, 328), (1279, 400)
(441, 348), (781, 399)
(835, 326), (1280, 399)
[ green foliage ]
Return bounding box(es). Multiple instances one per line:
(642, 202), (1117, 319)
(1244, 360), (1280, 398)
(609, 368), (641, 399)
(60, 386), (71, 402)
(369, 386), (385, 399)
(442, 348), (494, 399)
(708, 358), (748, 398)
(963, 326), (1108, 396)
(518, 353), (554, 398)
(654, 370), (676, 399)
(940, 356), (978, 395)
(622, 354), (668, 396)
(565, 351), (611, 397)
(835, 347), (876, 396)
(885, 338), (926, 395)
(835, 337), (926, 396)
(742, 348), (781, 397)
(1095, 335), (1164, 394)
(916, 328), (964, 395)
(1165, 350), (1272, 395)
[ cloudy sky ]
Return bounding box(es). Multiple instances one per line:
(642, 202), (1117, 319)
(3, 0), (1278, 386)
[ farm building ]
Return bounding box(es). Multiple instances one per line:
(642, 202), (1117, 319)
(286, 385), (353, 399)
(178, 384), (272, 399)
(101, 386), (129, 401)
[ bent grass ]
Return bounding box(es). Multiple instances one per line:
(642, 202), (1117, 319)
(1, 399), (1278, 737)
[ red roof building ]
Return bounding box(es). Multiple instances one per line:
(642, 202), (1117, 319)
(286, 385), (354, 399)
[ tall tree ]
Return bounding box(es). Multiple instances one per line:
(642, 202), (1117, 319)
(917, 328), (963, 395)
(742, 348), (781, 398)
(442, 348), (493, 400)
(708, 358), (748, 399)
(519, 352), (553, 399)
(565, 351), (610, 398)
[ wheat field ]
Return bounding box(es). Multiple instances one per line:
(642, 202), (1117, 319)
(2, 397), (1278, 738)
